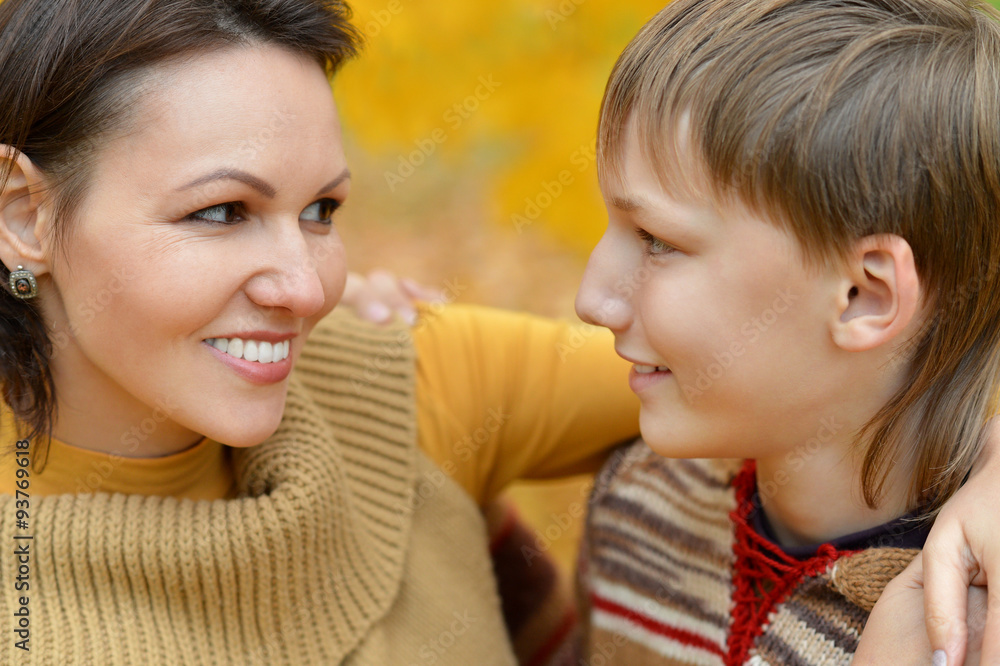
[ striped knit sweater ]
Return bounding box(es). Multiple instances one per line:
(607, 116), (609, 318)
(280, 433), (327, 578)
(571, 440), (923, 665)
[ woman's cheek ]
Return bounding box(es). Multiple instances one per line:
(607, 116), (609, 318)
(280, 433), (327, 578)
(318, 239), (348, 312)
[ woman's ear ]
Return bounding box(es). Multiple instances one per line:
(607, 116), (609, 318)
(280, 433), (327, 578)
(830, 234), (922, 352)
(0, 146), (53, 275)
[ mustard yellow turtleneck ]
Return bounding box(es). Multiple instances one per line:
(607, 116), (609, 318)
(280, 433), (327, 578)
(0, 409), (235, 499)
(0, 304), (638, 504)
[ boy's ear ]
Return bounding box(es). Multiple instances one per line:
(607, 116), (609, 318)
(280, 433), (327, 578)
(0, 146), (54, 276)
(830, 234), (921, 352)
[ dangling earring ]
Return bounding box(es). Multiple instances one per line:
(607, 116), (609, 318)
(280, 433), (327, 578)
(8, 265), (38, 300)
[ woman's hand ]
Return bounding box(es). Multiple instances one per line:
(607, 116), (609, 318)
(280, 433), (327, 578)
(855, 553), (987, 664)
(341, 270), (446, 325)
(919, 417), (1000, 665)
(856, 417), (1000, 665)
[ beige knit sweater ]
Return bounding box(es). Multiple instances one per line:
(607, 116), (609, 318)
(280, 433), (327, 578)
(0, 312), (517, 665)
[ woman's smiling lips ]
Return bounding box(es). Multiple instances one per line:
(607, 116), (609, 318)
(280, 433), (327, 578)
(203, 331), (297, 385)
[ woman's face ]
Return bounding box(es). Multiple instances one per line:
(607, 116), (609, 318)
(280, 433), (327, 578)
(39, 45), (350, 456)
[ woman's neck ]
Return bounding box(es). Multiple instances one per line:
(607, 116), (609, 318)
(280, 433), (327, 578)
(52, 396), (204, 459)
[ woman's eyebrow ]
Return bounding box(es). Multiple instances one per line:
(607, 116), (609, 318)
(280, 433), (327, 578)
(178, 169), (277, 198)
(176, 167), (351, 199)
(316, 168), (351, 196)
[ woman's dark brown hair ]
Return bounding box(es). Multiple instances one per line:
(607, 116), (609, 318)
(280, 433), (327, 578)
(0, 0), (361, 470)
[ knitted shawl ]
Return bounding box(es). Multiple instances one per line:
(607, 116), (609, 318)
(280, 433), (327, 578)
(0, 313), (517, 665)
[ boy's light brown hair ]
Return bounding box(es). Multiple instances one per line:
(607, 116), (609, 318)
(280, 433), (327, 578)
(598, 0), (1000, 515)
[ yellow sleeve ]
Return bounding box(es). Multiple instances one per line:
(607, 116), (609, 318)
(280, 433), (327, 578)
(414, 303), (639, 506)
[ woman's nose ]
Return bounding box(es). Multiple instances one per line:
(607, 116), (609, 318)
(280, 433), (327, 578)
(244, 227), (336, 318)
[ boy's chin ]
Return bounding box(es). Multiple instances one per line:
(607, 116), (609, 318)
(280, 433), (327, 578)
(638, 423), (736, 460)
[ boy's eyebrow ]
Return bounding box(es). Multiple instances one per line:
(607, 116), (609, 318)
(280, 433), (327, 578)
(607, 191), (712, 240)
(607, 194), (653, 212)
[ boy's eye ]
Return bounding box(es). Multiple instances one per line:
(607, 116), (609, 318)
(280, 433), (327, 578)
(301, 198), (342, 225)
(187, 202), (244, 225)
(636, 228), (676, 257)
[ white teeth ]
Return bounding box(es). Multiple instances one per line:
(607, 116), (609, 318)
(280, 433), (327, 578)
(634, 364), (669, 374)
(258, 341), (273, 364)
(206, 337), (290, 364)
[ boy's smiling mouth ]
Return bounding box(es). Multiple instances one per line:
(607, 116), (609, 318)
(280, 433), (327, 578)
(617, 351), (673, 393)
(628, 364), (672, 393)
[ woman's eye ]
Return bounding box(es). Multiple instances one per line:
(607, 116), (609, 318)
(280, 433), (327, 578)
(636, 228), (676, 257)
(187, 202), (244, 225)
(301, 199), (342, 225)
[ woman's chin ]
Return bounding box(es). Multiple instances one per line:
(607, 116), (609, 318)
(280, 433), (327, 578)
(215, 430), (281, 449)
(199, 410), (286, 449)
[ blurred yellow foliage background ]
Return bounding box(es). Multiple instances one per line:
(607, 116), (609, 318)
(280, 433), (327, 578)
(335, 0), (667, 259)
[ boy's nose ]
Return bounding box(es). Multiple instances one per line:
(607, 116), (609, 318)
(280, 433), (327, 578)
(575, 234), (633, 332)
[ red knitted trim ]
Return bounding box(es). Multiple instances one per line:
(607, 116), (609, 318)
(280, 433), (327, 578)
(726, 460), (854, 665)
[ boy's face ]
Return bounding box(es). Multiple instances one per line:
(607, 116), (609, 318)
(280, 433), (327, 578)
(576, 127), (849, 460)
